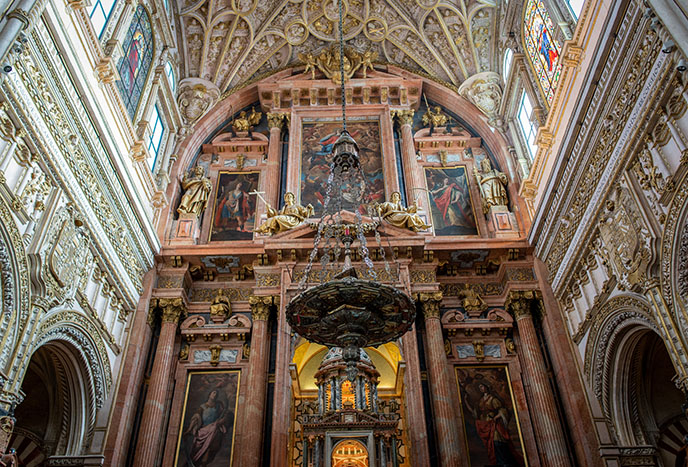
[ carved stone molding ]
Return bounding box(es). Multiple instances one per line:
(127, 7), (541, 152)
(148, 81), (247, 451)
(457, 72), (502, 126)
(177, 78), (220, 126)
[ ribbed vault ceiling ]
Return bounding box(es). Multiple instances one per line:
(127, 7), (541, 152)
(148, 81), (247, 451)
(178, 0), (500, 92)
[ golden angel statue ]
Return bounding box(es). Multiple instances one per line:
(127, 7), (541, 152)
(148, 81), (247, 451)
(177, 166), (212, 217)
(375, 192), (431, 232)
(256, 192), (314, 235)
(473, 157), (508, 214)
(298, 52), (318, 79)
(232, 107), (262, 133)
(422, 106), (448, 129)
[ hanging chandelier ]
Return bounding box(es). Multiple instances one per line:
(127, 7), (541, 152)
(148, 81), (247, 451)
(285, 0), (416, 380)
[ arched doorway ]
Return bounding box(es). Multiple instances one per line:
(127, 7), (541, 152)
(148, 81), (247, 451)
(610, 327), (686, 464)
(9, 340), (95, 464)
(332, 439), (369, 467)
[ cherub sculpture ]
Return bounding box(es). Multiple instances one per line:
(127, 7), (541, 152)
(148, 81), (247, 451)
(232, 107), (262, 133)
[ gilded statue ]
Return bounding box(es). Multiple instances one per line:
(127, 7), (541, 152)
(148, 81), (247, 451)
(210, 288), (231, 321)
(473, 158), (508, 214)
(375, 192), (431, 232)
(177, 166), (212, 217)
(422, 105), (449, 136)
(256, 192), (314, 235)
(298, 47), (378, 84)
(232, 107), (262, 133)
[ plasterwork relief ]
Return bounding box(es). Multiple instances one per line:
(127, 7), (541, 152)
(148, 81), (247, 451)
(179, 0), (498, 93)
(2, 32), (150, 304)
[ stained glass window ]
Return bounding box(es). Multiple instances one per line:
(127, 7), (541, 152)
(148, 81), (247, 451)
(89, 0), (116, 38)
(567, 0), (585, 19)
(523, 0), (562, 105)
(146, 105), (165, 169)
(116, 6), (153, 119)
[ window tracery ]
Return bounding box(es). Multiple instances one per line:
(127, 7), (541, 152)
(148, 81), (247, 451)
(147, 105), (165, 169)
(88, 0), (116, 38)
(523, 0), (562, 105)
(116, 5), (154, 119)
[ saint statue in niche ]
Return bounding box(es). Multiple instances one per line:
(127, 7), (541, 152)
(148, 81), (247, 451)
(255, 192), (314, 236)
(375, 192), (430, 232)
(473, 157), (508, 214)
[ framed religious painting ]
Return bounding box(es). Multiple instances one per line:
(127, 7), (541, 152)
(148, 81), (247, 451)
(455, 365), (528, 467)
(174, 370), (241, 467)
(209, 171), (260, 241)
(424, 166), (479, 236)
(300, 117), (385, 215)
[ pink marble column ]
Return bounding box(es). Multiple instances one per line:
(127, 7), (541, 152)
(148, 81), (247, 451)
(241, 295), (275, 465)
(270, 272), (292, 466)
(509, 291), (571, 466)
(396, 111), (427, 210)
(265, 113), (287, 209)
(132, 297), (185, 466)
(400, 325), (431, 465)
(419, 292), (465, 466)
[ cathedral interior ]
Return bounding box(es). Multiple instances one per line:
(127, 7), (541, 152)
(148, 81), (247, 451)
(0, 0), (688, 465)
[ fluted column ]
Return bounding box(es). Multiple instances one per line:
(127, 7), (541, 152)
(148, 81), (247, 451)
(133, 297), (186, 466)
(508, 291), (571, 466)
(265, 113), (288, 209)
(394, 110), (426, 210)
(242, 295), (276, 465)
(419, 292), (464, 466)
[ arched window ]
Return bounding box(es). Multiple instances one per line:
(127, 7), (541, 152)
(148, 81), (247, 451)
(517, 90), (538, 159)
(116, 6), (153, 119)
(503, 48), (514, 80)
(165, 61), (175, 92)
(146, 105), (165, 169)
(88, 0), (116, 38)
(523, 0), (562, 105)
(566, 0), (585, 19)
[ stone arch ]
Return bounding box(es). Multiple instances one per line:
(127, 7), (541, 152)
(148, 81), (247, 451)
(586, 294), (681, 449)
(11, 337), (99, 460)
(0, 194), (30, 381)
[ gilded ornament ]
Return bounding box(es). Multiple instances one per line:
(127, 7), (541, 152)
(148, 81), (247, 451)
(256, 192), (314, 235)
(179, 343), (189, 360)
(392, 109), (414, 126)
(473, 158), (508, 214)
(418, 291), (443, 319)
(297, 47), (377, 84)
(472, 341), (485, 361)
(232, 108), (262, 133)
(505, 338), (516, 354)
(157, 297), (186, 324)
(209, 344), (222, 366)
(209, 289), (232, 321)
(255, 273), (280, 287)
(267, 112), (288, 130)
(422, 106), (448, 132)
(458, 284), (487, 314)
(249, 295), (276, 321)
(410, 270), (436, 284)
(375, 192), (430, 232)
(177, 166), (212, 217)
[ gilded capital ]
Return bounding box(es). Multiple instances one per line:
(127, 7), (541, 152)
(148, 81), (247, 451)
(249, 295), (278, 321)
(267, 112), (289, 130)
(159, 297), (186, 324)
(418, 291), (443, 319)
(506, 290), (538, 320)
(393, 109), (415, 126)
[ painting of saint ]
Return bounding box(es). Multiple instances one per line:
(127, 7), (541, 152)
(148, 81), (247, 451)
(174, 371), (240, 467)
(456, 366), (527, 467)
(425, 166), (478, 236)
(210, 172), (259, 241)
(300, 119), (385, 214)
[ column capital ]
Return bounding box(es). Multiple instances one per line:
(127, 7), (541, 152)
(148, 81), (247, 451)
(148, 297), (187, 326)
(249, 295), (279, 321)
(267, 112), (289, 130)
(506, 290), (540, 320)
(392, 109), (415, 126)
(418, 291), (443, 319)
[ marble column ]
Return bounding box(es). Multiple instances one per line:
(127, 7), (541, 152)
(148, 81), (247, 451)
(508, 291), (571, 466)
(400, 325), (430, 465)
(242, 295), (276, 465)
(265, 113), (287, 209)
(270, 271), (291, 466)
(395, 110), (427, 210)
(419, 292), (465, 466)
(133, 297), (186, 466)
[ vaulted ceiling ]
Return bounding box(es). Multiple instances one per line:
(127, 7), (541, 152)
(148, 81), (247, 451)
(178, 0), (501, 93)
